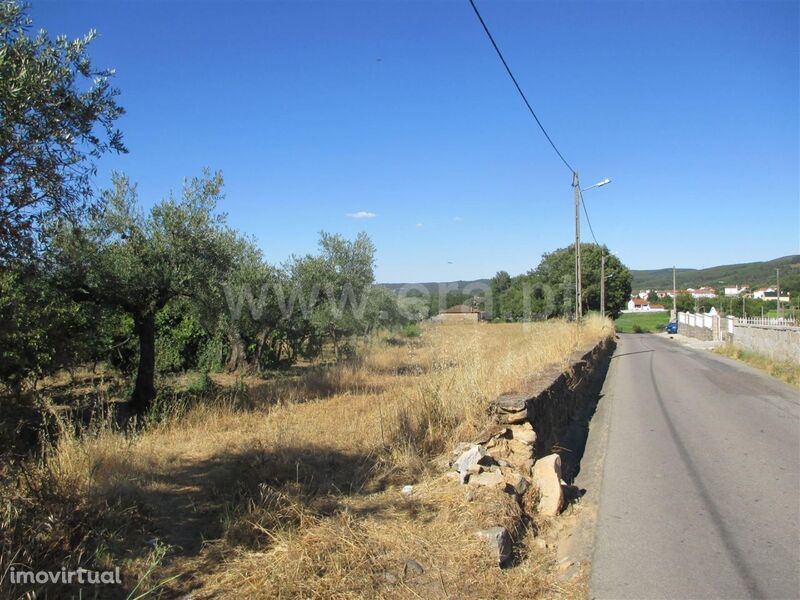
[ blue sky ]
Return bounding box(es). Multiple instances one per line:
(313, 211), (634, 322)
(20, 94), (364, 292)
(32, 0), (799, 282)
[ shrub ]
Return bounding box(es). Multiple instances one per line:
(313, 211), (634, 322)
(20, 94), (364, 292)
(401, 323), (421, 338)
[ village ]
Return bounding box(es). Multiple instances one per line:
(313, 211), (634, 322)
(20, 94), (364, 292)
(624, 284), (792, 312)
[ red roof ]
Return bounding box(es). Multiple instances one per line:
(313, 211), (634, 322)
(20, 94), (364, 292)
(632, 298), (649, 306)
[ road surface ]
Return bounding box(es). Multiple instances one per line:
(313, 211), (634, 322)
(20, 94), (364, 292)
(590, 333), (800, 599)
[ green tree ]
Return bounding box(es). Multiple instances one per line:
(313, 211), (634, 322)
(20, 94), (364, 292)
(0, 1), (126, 262)
(533, 244), (632, 318)
(52, 171), (238, 414)
(361, 285), (403, 334)
(674, 293), (695, 313)
(310, 231), (376, 360)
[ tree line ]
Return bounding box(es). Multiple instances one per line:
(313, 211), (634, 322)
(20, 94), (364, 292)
(0, 2), (633, 420)
(0, 3), (406, 415)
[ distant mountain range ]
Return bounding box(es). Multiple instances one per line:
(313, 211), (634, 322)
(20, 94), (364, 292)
(630, 255), (799, 292)
(380, 279), (491, 296)
(379, 255), (800, 295)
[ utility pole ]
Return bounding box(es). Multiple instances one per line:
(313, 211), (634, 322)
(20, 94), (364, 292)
(776, 268), (781, 319)
(672, 266), (677, 320)
(600, 251), (606, 318)
(573, 171), (582, 320)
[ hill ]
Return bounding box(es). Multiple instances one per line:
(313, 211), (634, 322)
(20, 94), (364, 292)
(379, 256), (800, 297)
(380, 279), (491, 295)
(630, 255), (800, 292)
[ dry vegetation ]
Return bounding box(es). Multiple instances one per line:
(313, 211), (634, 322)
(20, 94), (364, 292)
(1, 317), (611, 599)
(714, 344), (800, 388)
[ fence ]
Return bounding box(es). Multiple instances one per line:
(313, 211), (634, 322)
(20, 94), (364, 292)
(677, 311), (800, 363)
(735, 316), (798, 327)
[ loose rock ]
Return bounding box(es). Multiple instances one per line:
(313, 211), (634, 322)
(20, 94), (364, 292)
(503, 471), (529, 495)
(509, 422), (537, 445)
(404, 559), (424, 576)
(493, 394), (528, 412)
(476, 526), (513, 566)
(453, 445), (489, 483)
(532, 454), (564, 517)
(468, 470), (505, 487)
(497, 408), (528, 424)
(472, 425), (509, 445)
(383, 572), (398, 584)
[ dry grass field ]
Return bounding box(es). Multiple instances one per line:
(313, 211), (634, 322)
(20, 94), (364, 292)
(1, 317), (611, 599)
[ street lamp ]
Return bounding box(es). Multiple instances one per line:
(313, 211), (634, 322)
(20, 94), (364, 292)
(573, 175), (612, 319)
(582, 178), (611, 192)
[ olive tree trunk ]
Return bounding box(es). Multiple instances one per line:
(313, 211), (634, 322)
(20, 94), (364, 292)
(131, 313), (156, 415)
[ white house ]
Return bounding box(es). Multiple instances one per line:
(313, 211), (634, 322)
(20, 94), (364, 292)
(687, 287), (717, 299)
(752, 288), (791, 302)
(723, 285), (749, 296)
(625, 298), (667, 312)
(627, 298), (648, 311)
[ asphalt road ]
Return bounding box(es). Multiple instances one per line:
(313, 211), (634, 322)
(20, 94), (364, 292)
(590, 333), (800, 599)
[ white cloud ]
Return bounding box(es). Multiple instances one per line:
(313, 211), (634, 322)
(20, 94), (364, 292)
(453, 216), (463, 222)
(346, 211), (377, 219)
(415, 223), (424, 228)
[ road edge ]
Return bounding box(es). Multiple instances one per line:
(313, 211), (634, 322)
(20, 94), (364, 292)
(556, 334), (623, 594)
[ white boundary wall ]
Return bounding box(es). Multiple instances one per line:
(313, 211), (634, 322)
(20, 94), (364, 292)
(678, 312), (800, 363)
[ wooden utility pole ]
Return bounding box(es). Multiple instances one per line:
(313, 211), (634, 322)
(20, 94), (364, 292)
(600, 251), (606, 318)
(573, 172), (582, 320)
(672, 266), (677, 320)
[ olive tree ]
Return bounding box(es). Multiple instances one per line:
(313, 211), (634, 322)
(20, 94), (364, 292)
(53, 171), (237, 414)
(0, 1), (126, 262)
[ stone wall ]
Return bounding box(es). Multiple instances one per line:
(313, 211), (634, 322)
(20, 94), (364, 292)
(679, 322), (714, 341)
(445, 334), (616, 565)
(732, 324), (800, 363)
(500, 336), (616, 458)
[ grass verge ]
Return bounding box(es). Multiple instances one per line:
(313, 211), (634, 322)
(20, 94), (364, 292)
(714, 344), (800, 388)
(614, 311), (670, 333)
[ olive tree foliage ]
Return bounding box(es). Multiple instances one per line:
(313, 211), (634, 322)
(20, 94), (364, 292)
(0, 262), (125, 391)
(288, 232), (377, 360)
(0, 1), (125, 262)
(217, 230), (393, 369)
(219, 249), (285, 373)
(51, 171), (241, 414)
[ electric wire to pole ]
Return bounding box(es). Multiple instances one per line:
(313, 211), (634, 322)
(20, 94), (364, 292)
(468, 0), (610, 319)
(579, 189), (600, 246)
(467, 0), (574, 174)
(468, 0), (604, 247)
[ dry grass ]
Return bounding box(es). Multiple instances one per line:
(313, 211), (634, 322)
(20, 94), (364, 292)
(714, 344), (800, 388)
(1, 316), (611, 599)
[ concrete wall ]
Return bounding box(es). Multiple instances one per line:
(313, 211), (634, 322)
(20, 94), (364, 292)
(732, 324), (800, 363)
(680, 323), (714, 341)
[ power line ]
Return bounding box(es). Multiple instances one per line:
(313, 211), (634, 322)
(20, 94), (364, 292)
(579, 189), (600, 246)
(467, 0), (574, 173)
